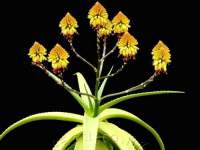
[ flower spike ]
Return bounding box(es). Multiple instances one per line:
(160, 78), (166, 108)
(117, 32), (139, 62)
(97, 19), (112, 38)
(59, 12), (78, 41)
(28, 41), (47, 63)
(152, 40), (171, 75)
(112, 11), (130, 35)
(88, 2), (108, 30)
(48, 44), (70, 74)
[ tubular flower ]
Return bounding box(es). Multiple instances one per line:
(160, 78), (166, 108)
(88, 1), (108, 29)
(59, 12), (78, 40)
(48, 44), (70, 74)
(152, 41), (171, 74)
(117, 32), (139, 62)
(112, 11), (130, 35)
(97, 19), (112, 38)
(28, 41), (47, 63)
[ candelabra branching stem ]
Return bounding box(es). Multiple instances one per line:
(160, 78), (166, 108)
(69, 42), (97, 73)
(94, 37), (109, 116)
(97, 36), (101, 60)
(33, 63), (96, 99)
(99, 63), (126, 80)
(101, 73), (157, 100)
(101, 44), (118, 61)
(99, 38), (107, 76)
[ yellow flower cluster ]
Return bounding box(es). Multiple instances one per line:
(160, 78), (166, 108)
(88, 2), (131, 38)
(28, 42), (69, 74)
(28, 42), (47, 63)
(59, 12), (78, 41)
(97, 20), (112, 38)
(88, 2), (112, 38)
(152, 41), (171, 74)
(88, 2), (108, 29)
(117, 32), (139, 61)
(48, 44), (70, 74)
(28, 1), (173, 76)
(112, 11), (130, 35)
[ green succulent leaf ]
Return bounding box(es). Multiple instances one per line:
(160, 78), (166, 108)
(99, 122), (137, 150)
(101, 135), (115, 150)
(82, 114), (99, 150)
(116, 126), (143, 150)
(75, 136), (111, 150)
(66, 143), (76, 150)
(75, 72), (95, 113)
(0, 112), (83, 141)
(98, 108), (165, 150)
(102, 139), (114, 150)
(97, 66), (113, 100)
(53, 125), (82, 150)
(100, 90), (184, 111)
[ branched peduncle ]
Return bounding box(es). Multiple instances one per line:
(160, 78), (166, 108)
(94, 37), (107, 116)
(99, 38), (107, 77)
(99, 63), (127, 80)
(69, 41), (97, 73)
(33, 63), (96, 99)
(96, 36), (101, 59)
(101, 73), (157, 100)
(101, 42), (118, 61)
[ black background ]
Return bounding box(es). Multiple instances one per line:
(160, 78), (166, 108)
(0, 0), (196, 149)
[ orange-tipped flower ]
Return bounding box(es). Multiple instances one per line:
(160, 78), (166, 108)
(88, 2), (108, 29)
(59, 12), (78, 41)
(152, 41), (171, 74)
(48, 44), (69, 74)
(97, 19), (112, 38)
(112, 11), (130, 35)
(117, 32), (139, 62)
(28, 41), (47, 63)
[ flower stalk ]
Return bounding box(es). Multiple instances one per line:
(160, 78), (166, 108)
(32, 62), (94, 113)
(94, 42), (102, 116)
(101, 73), (157, 100)
(99, 63), (127, 80)
(101, 44), (118, 61)
(69, 41), (97, 73)
(99, 38), (107, 77)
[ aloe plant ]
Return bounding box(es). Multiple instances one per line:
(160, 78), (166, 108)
(0, 1), (184, 150)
